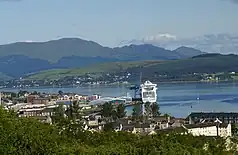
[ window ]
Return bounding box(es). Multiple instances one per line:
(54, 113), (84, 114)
(143, 92), (155, 98)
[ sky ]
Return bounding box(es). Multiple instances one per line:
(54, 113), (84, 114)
(0, 0), (238, 47)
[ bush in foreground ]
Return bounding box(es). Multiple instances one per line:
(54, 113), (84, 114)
(0, 108), (236, 154)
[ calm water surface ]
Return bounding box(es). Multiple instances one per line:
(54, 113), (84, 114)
(2, 82), (238, 118)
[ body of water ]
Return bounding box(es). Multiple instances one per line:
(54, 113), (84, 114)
(1, 82), (238, 118)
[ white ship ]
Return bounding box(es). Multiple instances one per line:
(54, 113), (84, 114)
(140, 80), (157, 103)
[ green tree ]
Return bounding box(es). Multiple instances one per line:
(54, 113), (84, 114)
(66, 100), (82, 121)
(0, 105), (234, 154)
(10, 92), (17, 98)
(145, 102), (152, 117)
(231, 123), (238, 136)
(101, 102), (114, 118)
(53, 103), (67, 124)
(30, 91), (39, 95)
(58, 90), (64, 96)
(163, 113), (171, 117)
(103, 122), (114, 132)
(132, 103), (140, 121)
(116, 104), (126, 119)
(151, 102), (160, 117)
(18, 90), (28, 97)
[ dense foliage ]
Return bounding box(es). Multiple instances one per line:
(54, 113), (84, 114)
(0, 107), (237, 154)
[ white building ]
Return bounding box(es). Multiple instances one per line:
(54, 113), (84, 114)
(140, 80), (157, 103)
(183, 123), (232, 137)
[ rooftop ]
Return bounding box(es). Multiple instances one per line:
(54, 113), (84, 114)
(187, 112), (238, 118)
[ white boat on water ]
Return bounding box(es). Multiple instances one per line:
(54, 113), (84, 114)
(89, 80), (158, 105)
(140, 80), (157, 103)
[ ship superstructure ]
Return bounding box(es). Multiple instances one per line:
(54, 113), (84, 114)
(140, 80), (157, 103)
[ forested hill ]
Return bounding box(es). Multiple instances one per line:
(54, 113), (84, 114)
(0, 38), (204, 62)
(26, 53), (238, 81)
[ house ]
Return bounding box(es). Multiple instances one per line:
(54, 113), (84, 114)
(31, 116), (52, 124)
(112, 119), (157, 134)
(49, 94), (59, 100)
(78, 104), (92, 110)
(149, 116), (171, 129)
(155, 127), (186, 135)
(18, 108), (44, 117)
(88, 94), (101, 101)
(32, 98), (49, 105)
(41, 106), (56, 117)
(27, 95), (40, 103)
(169, 118), (185, 128)
(17, 104), (57, 118)
(62, 95), (70, 100)
(82, 113), (105, 131)
(1, 92), (13, 98)
(121, 124), (136, 133)
(183, 122), (232, 137)
(84, 119), (104, 131)
(80, 95), (88, 101)
(8, 103), (28, 111)
(134, 123), (154, 133)
(187, 112), (238, 124)
(74, 94), (80, 100)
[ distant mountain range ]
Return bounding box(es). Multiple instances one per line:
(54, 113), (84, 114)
(119, 33), (238, 55)
(0, 38), (205, 80)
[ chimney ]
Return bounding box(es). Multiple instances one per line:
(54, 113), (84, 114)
(189, 116), (192, 124)
(167, 116), (170, 123)
(120, 124), (123, 131)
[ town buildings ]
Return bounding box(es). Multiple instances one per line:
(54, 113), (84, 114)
(0, 91), (234, 138)
(187, 112), (238, 124)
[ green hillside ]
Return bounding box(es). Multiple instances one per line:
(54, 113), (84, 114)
(26, 60), (162, 80)
(0, 72), (13, 81)
(26, 54), (238, 81)
(139, 54), (238, 74)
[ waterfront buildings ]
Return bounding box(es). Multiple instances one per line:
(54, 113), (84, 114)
(183, 122), (232, 137)
(187, 112), (238, 124)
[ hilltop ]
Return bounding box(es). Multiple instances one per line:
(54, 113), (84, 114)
(0, 38), (204, 62)
(0, 38), (204, 79)
(25, 53), (238, 81)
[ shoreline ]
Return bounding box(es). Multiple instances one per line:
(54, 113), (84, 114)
(155, 80), (237, 84)
(0, 80), (237, 90)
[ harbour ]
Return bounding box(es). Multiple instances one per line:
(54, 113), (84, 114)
(1, 81), (237, 139)
(1, 81), (237, 118)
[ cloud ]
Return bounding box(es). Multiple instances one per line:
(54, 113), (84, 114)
(24, 40), (34, 43)
(119, 33), (238, 54)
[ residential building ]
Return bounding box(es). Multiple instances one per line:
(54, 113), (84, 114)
(27, 95), (40, 103)
(183, 123), (232, 137)
(31, 116), (52, 124)
(187, 112), (238, 124)
(32, 98), (49, 105)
